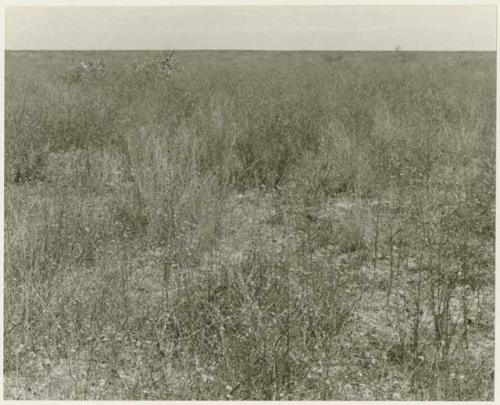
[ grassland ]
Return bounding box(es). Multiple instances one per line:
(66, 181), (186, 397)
(4, 50), (495, 400)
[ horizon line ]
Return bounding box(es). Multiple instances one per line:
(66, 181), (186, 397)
(6, 48), (497, 52)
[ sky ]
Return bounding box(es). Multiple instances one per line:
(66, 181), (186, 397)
(5, 6), (497, 51)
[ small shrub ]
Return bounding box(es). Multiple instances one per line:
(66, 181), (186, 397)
(62, 58), (106, 83)
(132, 51), (178, 82)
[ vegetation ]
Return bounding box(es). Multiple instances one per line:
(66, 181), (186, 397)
(4, 50), (495, 400)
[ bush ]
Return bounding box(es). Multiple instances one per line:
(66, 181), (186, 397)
(62, 58), (106, 83)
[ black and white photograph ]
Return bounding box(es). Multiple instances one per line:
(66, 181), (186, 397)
(3, 3), (496, 400)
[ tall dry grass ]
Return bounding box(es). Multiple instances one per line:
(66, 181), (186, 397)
(4, 50), (495, 400)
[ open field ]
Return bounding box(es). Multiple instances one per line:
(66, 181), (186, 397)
(4, 50), (495, 400)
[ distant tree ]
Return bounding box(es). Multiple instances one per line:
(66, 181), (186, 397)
(395, 45), (402, 52)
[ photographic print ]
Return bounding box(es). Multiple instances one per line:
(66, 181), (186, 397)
(3, 4), (496, 400)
